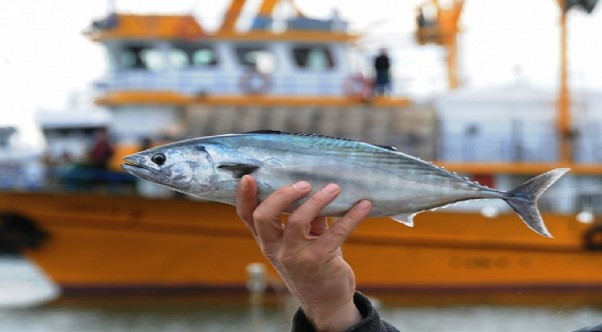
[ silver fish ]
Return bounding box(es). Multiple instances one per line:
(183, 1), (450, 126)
(122, 131), (569, 238)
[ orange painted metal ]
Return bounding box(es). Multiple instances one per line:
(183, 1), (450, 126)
(94, 91), (410, 108)
(88, 14), (204, 41)
(2, 191), (601, 293)
(218, 0), (246, 34)
(89, 14), (357, 43)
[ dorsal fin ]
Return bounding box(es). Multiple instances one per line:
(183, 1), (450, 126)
(244, 130), (282, 134)
(375, 144), (397, 151)
(391, 213), (416, 227)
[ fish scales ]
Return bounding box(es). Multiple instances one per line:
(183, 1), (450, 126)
(218, 134), (472, 210)
(235, 133), (455, 184)
(122, 131), (569, 238)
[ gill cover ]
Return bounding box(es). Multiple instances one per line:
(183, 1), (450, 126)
(180, 145), (218, 194)
(141, 144), (218, 195)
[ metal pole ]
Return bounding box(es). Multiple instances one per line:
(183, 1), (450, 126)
(557, 7), (572, 163)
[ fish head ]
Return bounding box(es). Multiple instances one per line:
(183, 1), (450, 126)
(122, 144), (217, 195)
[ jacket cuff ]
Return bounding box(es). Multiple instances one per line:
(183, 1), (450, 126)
(291, 291), (396, 332)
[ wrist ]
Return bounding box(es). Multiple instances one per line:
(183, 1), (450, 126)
(303, 298), (361, 332)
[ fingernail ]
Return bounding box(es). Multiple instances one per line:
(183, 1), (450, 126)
(292, 181), (310, 190)
(321, 183), (339, 194)
(357, 200), (372, 210)
(240, 176), (249, 191)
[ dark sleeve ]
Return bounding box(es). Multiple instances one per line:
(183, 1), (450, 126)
(291, 291), (399, 332)
(573, 323), (602, 332)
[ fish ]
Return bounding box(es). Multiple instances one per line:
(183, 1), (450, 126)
(122, 130), (569, 238)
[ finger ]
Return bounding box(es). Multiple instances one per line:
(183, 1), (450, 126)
(308, 217), (328, 237)
(236, 175), (259, 237)
(253, 181), (312, 244)
(318, 200), (372, 251)
(283, 183), (341, 247)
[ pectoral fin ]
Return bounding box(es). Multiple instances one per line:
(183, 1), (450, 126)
(390, 213), (416, 227)
(218, 164), (260, 179)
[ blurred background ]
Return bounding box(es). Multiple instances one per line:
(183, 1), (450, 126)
(1, 0), (602, 331)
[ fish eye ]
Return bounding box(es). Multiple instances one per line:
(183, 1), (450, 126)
(151, 153), (166, 165)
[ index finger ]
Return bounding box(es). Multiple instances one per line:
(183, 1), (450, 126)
(317, 200), (372, 251)
(236, 175), (259, 237)
(283, 183), (341, 248)
(252, 181), (312, 245)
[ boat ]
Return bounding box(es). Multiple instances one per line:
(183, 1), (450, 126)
(1, 0), (602, 297)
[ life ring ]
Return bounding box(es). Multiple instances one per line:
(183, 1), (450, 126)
(239, 71), (272, 94)
(583, 224), (602, 251)
(344, 75), (372, 100)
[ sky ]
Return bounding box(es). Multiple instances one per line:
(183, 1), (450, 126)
(1, 0), (602, 147)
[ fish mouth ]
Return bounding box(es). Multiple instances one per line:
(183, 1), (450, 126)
(121, 156), (155, 180)
(121, 158), (145, 171)
(121, 160), (143, 170)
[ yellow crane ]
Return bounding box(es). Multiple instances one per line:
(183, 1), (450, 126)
(415, 0), (597, 165)
(556, 0), (598, 162)
(414, 0), (464, 90)
(218, 0), (305, 34)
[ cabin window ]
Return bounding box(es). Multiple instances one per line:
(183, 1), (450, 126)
(119, 45), (165, 72)
(170, 45), (218, 69)
(292, 46), (334, 70)
(191, 46), (218, 67)
(168, 49), (189, 69)
(235, 46), (276, 73)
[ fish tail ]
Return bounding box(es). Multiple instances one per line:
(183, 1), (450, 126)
(503, 168), (570, 238)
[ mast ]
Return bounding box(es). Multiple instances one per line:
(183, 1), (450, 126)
(556, 0), (598, 163)
(414, 0), (464, 90)
(557, 4), (572, 163)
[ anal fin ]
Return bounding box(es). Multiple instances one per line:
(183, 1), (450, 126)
(390, 213), (416, 227)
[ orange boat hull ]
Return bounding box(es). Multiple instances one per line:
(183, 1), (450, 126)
(1, 191), (601, 293)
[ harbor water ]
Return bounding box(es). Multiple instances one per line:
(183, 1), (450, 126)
(1, 256), (601, 332)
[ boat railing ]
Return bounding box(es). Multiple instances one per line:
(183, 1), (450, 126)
(0, 163), (44, 191)
(41, 166), (137, 194)
(94, 71), (407, 98)
(537, 186), (602, 216)
(574, 191), (602, 213)
(573, 125), (602, 163)
(438, 132), (559, 162)
(436, 129), (602, 164)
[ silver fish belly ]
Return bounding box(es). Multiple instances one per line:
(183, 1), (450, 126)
(122, 131), (569, 238)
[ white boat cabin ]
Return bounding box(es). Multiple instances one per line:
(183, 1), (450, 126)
(92, 14), (357, 97)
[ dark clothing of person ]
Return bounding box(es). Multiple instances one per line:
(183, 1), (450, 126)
(89, 138), (114, 169)
(291, 292), (399, 332)
(373, 54), (391, 96)
(574, 323), (602, 332)
(374, 55), (390, 74)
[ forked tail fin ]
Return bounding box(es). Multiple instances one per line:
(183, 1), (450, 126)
(504, 168), (570, 238)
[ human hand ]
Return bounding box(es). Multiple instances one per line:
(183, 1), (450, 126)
(236, 175), (372, 331)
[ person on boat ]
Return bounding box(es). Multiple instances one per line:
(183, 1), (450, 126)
(88, 128), (114, 170)
(373, 48), (392, 96)
(81, 128), (115, 187)
(236, 175), (399, 332)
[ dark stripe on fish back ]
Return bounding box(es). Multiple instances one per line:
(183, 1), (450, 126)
(242, 130), (398, 152)
(241, 131), (462, 185)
